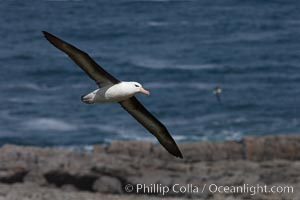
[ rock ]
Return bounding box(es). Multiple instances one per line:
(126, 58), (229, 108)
(173, 141), (243, 162)
(107, 141), (153, 157)
(164, 162), (191, 172)
(23, 171), (47, 186)
(44, 170), (98, 191)
(0, 183), (191, 200)
(0, 167), (28, 184)
(244, 135), (300, 161)
(93, 176), (122, 194)
(91, 162), (140, 177)
(92, 145), (106, 155)
(243, 137), (265, 161)
(0, 135), (299, 199)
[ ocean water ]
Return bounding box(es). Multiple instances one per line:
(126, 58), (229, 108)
(1, 0), (300, 146)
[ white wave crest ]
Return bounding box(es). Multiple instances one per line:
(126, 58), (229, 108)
(4, 83), (42, 91)
(130, 56), (222, 71)
(145, 82), (216, 90)
(23, 118), (77, 132)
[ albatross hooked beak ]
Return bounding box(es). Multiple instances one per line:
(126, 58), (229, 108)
(140, 87), (150, 95)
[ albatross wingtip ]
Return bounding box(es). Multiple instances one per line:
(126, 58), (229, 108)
(42, 31), (49, 36)
(178, 152), (183, 159)
(174, 149), (183, 159)
(42, 31), (54, 40)
(42, 31), (53, 42)
(166, 144), (183, 159)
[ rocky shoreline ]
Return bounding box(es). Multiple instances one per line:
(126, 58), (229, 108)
(0, 134), (299, 200)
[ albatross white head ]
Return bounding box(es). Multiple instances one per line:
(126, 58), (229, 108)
(126, 82), (150, 95)
(106, 81), (150, 102)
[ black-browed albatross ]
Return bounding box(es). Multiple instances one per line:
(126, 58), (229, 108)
(213, 86), (222, 104)
(42, 31), (183, 158)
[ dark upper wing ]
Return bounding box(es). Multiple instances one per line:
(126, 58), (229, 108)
(42, 31), (119, 87)
(120, 97), (183, 158)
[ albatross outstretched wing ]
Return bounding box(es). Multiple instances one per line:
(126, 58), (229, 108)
(43, 31), (119, 87)
(43, 31), (182, 158)
(120, 97), (183, 158)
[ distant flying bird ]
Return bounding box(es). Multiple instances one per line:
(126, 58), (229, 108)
(42, 31), (183, 158)
(213, 86), (222, 104)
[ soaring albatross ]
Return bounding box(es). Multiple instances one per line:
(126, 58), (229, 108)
(42, 31), (183, 158)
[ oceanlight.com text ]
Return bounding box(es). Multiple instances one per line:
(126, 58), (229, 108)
(124, 183), (294, 196)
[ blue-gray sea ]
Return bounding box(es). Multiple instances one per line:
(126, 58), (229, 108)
(1, 0), (300, 147)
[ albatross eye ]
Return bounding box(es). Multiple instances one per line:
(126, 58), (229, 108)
(134, 84), (139, 87)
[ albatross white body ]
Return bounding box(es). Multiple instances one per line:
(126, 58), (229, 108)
(82, 82), (149, 103)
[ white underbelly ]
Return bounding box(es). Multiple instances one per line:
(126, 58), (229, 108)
(92, 85), (134, 103)
(94, 92), (132, 102)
